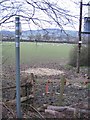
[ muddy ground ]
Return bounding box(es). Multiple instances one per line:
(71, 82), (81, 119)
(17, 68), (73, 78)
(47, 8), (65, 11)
(2, 62), (90, 119)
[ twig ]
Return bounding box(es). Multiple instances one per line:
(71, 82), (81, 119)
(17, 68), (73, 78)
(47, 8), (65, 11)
(2, 102), (16, 117)
(22, 103), (45, 119)
(29, 105), (46, 120)
(21, 104), (46, 120)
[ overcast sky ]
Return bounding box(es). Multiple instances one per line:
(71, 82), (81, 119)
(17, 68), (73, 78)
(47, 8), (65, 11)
(0, 0), (89, 31)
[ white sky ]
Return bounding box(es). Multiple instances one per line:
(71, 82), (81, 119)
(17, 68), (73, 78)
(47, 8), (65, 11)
(0, 0), (90, 31)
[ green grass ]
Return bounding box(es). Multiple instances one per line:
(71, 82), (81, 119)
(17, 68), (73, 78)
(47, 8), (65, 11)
(2, 42), (74, 65)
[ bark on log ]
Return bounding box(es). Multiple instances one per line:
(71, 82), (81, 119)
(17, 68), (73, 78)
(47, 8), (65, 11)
(6, 95), (34, 104)
(47, 105), (90, 114)
(45, 109), (65, 118)
(47, 105), (70, 112)
(45, 109), (59, 116)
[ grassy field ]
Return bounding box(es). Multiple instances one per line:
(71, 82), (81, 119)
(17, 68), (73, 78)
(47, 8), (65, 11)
(2, 42), (75, 65)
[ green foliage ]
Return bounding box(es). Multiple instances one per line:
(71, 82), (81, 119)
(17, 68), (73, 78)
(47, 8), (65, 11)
(68, 46), (77, 67)
(69, 45), (88, 67)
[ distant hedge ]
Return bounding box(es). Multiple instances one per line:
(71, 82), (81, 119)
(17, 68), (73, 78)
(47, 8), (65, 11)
(69, 45), (89, 67)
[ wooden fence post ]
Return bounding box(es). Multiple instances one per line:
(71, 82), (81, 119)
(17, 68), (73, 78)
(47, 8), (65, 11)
(59, 74), (66, 106)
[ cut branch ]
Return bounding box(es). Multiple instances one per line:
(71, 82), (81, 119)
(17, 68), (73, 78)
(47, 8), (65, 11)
(6, 95), (34, 104)
(46, 105), (90, 114)
(45, 109), (60, 116)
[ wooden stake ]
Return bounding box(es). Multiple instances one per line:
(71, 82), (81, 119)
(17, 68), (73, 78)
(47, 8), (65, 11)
(59, 75), (66, 105)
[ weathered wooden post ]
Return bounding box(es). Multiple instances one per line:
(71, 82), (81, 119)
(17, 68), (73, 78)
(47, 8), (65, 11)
(59, 74), (66, 106)
(30, 73), (35, 95)
(77, 0), (83, 73)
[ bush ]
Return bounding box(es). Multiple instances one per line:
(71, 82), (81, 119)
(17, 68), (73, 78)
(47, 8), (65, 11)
(69, 45), (88, 67)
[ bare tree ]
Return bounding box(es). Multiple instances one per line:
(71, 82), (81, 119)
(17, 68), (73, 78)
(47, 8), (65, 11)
(0, 0), (79, 32)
